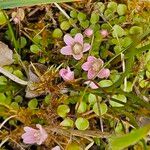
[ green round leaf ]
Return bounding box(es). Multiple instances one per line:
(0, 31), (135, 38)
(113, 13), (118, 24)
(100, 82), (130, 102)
(70, 28), (81, 36)
(75, 117), (89, 130)
(112, 25), (126, 37)
(146, 71), (150, 78)
(30, 44), (41, 54)
(44, 94), (51, 104)
(104, 9), (114, 20)
(146, 60), (150, 72)
(96, 2), (105, 13)
(33, 35), (42, 44)
(93, 102), (108, 116)
(57, 104), (70, 118)
(60, 118), (74, 127)
(60, 21), (71, 31)
(79, 20), (89, 29)
(77, 101), (87, 114)
(110, 94), (127, 107)
(139, 80), (149, 88)
(13, 70), (24, 79)
(129, 26), (143, 35)
(28, 98), (38, 109)
(66, 142), (82, 150)
(99, 80), (113, 87)
(121, 81), (133, 92)
(14, 95), (23, 103)
(90, 13), (99, 24)
(117, 4), (127, 16)
(18, 36), (27, 48)
(88, 94), (102, 105)
(52, 28), (63, 38)
(77, 12), (86, 21)
(107, 2), (117, 12)
(70, 10), (78, 18)
(0, 76), (7, 85)
(110, 70), (120, 83)
(11, 102), (19, 110)
(0, 93), (6, 103)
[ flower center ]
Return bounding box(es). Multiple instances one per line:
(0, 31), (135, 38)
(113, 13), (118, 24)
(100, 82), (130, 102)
(72, 43), (83, 55)
(92, 61), (102, 72)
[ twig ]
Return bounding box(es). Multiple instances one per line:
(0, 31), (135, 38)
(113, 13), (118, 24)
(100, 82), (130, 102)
(54, 3), (70, 19)
(0, 115), (17, 130)
(0, 67), (28, 85)
(0, 137), (9, 148)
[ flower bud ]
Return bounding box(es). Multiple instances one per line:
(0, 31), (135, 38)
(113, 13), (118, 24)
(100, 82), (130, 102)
(84, 28), (93, 37)
(100, 29), (109, 38)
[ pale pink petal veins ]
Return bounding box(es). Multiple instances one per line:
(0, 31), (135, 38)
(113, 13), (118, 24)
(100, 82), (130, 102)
(64, 34), (74, 46)
(82, 62), (92, 71)
(83, 43), (91, 52)
(60, 46), (72, 55)
(73, 53), (83, 60)
(88, 69), (96, 79)
(97, 68), (110, 78)
(22, 133), (36, 144)
(36, 124), (48, 145)
(74, 33), (83, 45)
(24, 127), (37, 133)
(87, 56), (96, 62)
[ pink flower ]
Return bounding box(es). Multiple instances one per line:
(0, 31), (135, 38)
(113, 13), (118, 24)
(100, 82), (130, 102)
(59, 67), (74, 82)
(60, 33), (91, 60)
(51, 146), (61, 150)
(84, 28), (93, 37)
(82, 56), (110, 79)
(84, 81), (99, 89)
(21, 124), (48, 145)
(100, 29), (109, 38)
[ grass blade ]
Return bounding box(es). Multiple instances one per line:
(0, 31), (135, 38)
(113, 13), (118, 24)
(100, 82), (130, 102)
(109, 124), (150, 150)
(0, 0), (79, 9)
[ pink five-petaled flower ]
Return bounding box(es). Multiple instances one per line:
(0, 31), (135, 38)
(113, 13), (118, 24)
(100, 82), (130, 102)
(21, 124), (48, 145)
(82, 56), (110, 79)
(59, 67), (74, 82)
(60, 33), (91, 60)
(51, 146), (61, 150)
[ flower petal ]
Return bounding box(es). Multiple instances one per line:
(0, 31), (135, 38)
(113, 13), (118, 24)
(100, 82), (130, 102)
(24, 127), (37, 133)
(36, 124), (48, 142)
(83, 43), (91, 52)
(74, 33), (83, 45)
(60, 46), (72, 55)
(84, 81), (99, 89)
(64, 34), (74, 46)
(22, 133), (36, 144)
(59, 68), (74, 81)
(97, 68), (110, 78)
(88, 69), (96, 79)
(73, 53), (83, 60)
(59, 68), (67, 76)
(87, 56), (96, 62)
(82, 62), (91, 71)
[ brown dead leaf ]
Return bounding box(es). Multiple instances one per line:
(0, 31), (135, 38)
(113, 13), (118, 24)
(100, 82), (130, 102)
(0, 41), (14, 67)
